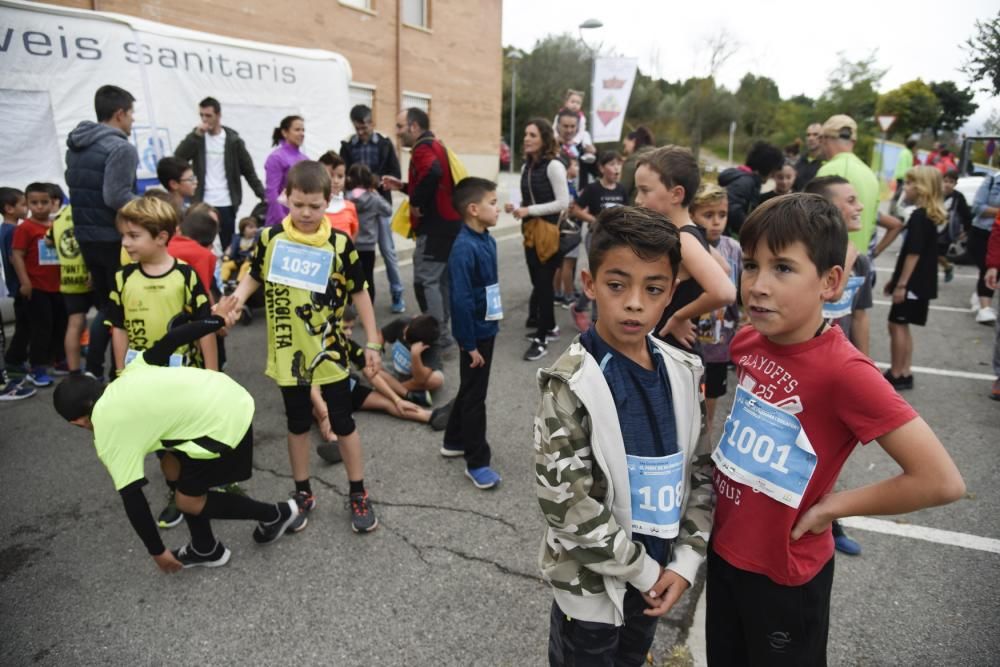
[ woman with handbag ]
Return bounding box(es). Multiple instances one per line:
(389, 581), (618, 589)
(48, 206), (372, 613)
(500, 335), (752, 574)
(505, 119), (570, 361)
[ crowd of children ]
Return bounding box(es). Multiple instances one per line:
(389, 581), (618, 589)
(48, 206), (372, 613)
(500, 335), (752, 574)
(1, 87), (982, 666)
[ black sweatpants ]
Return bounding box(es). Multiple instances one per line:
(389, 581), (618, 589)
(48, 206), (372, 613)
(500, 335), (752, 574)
(26, 289), (66, 368)
(526, 246), (560, 339)
(547, 586), (659, 667)
(358, 249), (377, 304)
(78, 240), (121, 378)
(443, 336), (494, 468)
(4, 293), (31, 367)
(706, 548), (834, 666)
(968, 226), (995, 299)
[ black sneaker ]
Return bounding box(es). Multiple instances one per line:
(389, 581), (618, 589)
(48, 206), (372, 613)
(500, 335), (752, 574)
(406, 390), (433, 408)
(349, 491), (378, 533)
(883, 370), (914, 390)
(523, 338), (548, 361)
(524, 326), (560, 343)
(525, 316), (537, 329)
(157, 490), (184, 529)
(429, 400), (453, 431)
(317, 442), (343, 464)
(253, 499), (306, 544)
(172, 541), (231, 568)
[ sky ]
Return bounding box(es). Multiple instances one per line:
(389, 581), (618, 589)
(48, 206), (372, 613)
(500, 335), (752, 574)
(501, 0), (998, 133)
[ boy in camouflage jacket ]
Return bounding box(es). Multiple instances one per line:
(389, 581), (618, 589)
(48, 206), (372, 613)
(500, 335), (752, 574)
(534, 206), (715, 665)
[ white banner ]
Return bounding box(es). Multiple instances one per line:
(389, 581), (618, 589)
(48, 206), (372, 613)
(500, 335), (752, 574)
(0, 0), (353, 216)
(590, 57), (638, 144)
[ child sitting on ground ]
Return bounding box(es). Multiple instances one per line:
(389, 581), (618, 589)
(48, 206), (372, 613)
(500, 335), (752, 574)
(222, 216), (259, 285)
(379, 314), (445, 407)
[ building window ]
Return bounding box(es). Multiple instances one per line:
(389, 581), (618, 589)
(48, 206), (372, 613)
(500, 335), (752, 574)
(401, 0), (427, 28)
(401, 91), (430, 114)
(349, 83), (375, 112)
(339, 0), (373, 10)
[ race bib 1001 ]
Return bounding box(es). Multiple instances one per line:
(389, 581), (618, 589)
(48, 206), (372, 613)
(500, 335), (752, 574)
(627, 450), (685, 539)
(823, 275), (865, 320)
(267, 238), (334, 293)
(485, 283), (503, 321)
(391, 340), (412, 376)
(712, 386), (817, 508)
(38, 239), (60, 266)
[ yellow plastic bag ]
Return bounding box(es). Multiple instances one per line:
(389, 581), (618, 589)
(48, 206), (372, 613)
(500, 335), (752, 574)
(391, 199), (412, 239)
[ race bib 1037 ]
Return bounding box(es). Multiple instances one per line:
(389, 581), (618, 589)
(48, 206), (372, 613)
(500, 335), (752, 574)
(267, 238), (334, 293)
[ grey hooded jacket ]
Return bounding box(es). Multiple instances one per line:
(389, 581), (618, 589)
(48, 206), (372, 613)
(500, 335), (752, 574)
(65, 121), (138, 243)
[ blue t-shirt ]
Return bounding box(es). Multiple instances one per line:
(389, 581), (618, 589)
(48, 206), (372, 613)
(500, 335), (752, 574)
(581, 328), (678, 565)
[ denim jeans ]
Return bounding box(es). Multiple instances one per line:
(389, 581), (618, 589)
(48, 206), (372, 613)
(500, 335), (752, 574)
(377, 215), (403, 298)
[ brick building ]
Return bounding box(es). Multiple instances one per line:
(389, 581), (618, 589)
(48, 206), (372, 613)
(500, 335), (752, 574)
(45, 0), (503, 175)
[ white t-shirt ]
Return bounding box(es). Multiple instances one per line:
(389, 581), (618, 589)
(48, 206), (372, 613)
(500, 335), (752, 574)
(203, 129), (231, 207)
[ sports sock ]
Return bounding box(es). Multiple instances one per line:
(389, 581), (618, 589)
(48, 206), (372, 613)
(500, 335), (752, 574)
(184, 512), (217, 555)
(203, 491), (280, 523)
(295, 479), (312, 495)
(349, 479), (365, 495)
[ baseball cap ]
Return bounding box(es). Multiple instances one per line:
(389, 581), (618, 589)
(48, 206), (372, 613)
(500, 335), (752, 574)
(821, 115), (857, 141)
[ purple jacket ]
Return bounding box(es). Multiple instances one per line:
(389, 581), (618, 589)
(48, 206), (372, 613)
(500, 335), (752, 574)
(264, 140), (307, 227)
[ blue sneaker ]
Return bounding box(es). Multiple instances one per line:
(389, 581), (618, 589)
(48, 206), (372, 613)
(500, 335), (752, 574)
(834, 533), (862, 556)
(0, 378), (36, 401)
(465, 466), (501, 490)
(26, 368), (53, 388)
(440, 441), (464, 458)
(391, 293), (406, 314)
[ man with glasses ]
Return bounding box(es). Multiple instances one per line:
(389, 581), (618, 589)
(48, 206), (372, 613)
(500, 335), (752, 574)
(792, 122), (824, 191)
(175, 97), (266, 250)
(340, 104), (406, 313)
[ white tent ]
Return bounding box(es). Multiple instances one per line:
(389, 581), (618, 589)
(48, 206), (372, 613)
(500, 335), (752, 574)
(0, 0), (353, 206)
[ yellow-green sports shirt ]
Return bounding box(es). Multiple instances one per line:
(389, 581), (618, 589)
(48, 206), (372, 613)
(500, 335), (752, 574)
(249, 225), (367, 386)
(46, 206), (90, 295)
(107, 259), (210, 366)
(93, 353), (254, 491)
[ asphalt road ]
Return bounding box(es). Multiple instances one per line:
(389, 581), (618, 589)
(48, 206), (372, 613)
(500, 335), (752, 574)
(1, 226), (998, 666)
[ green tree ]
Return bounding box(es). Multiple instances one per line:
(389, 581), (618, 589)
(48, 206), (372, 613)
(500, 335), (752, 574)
(961, 11), (1000, 95)
(677, 77), (739, 158)
(875, 80), (941, 139)
(817, 52), (886, 160)
(735, 74), (781, 139)
(929, 81), (978, 136)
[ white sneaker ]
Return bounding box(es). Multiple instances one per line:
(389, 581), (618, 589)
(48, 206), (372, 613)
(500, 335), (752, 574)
(970, 292), (980, 312)
(975, 307), (997, 324)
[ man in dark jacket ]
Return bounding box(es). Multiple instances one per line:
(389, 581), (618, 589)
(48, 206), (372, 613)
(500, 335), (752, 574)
(793, 123), (824, 191)
(340, 104), (406, 313)
(174, 97), (266, 249)
(383, 108), (460, 348)
(718, 141), (784, 236)
(64, 84), (139, 380)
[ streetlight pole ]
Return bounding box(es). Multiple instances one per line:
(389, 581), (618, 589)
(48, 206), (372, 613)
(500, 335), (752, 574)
(578, 19), (603, 138)
(507, 50), (522, 174)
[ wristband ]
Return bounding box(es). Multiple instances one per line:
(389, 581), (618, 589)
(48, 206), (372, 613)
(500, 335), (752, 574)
(365, 342), (383, 352)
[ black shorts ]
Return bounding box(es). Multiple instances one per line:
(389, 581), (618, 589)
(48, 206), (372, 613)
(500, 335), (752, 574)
(706, 548), (834, 667)
(172, 427), (254, 496)
(705, 362), (729, 399)
(280, 377), (356, 436)
(888, 299), (930, 326)
(350, 376), (373, 411)
(63, 292), (94, 316)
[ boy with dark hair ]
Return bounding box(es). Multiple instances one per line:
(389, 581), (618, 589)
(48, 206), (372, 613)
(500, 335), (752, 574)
(11, 183), (65, 387)
(1, 187), (31, 372)
(224, 160), (383, 534)
(156, 156), (198, 214)
(53, 304), (304, 571)
(536, 206), (714, 665)
(378, 313), (445, 407)
(718, 141), (785, 235)
(707, 194), (965, 665)
(169, 205), (219, 296)
(439, 177), (502, 488)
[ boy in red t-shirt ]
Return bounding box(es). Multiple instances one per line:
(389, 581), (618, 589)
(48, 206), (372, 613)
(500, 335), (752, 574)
(10, 183), (66, 387)
(169, 205), (219, 296)
(706, 194), (966, 665)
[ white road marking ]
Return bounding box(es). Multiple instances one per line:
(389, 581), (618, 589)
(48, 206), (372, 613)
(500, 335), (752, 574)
(871, 299), (979, 313)
(839, 517), (1000, 555)
(873, 361), (995, 381)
